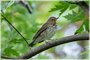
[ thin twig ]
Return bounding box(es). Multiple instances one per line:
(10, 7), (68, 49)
(1, 10), (29, 45)
(19, 0), (32, 14)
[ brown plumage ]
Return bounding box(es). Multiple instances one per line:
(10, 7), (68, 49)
(29, 17), (57, 47)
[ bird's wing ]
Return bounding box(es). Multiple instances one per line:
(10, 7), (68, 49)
(33, 23), (47, 40)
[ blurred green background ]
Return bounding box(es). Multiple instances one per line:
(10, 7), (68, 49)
(1, 0), (89, 59)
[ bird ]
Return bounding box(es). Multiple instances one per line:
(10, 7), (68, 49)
(29, 17), (58, 47)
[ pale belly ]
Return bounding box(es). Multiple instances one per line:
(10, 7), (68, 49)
(34, 26), (56, 43)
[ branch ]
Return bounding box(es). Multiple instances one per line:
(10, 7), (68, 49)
(19, 33), (89, 59)
(1, 33), (89, 59)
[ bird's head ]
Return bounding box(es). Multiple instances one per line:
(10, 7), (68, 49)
(47, 17), (58, 25)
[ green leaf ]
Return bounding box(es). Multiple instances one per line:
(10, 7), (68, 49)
(10, 49), (19, 57)
(4, 47), (11, 56)
(60, 6), (69, 15)
(9, 39), (24, 44)
(49, 2), (70, 15)
(69, 4), (77, 10)
(64, 10), (84, 23)
(84, 20), (89, 32)
(4, 47), (19, 57)
(75, 23), (84, 34)
(75, 19), (89, 34)
(49, 7), (60, 12)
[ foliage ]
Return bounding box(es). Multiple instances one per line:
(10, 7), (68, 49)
(75, 20), (89, 34)
(1, 1), (89, 59)
(49, 1), (89, 34)
(64, 10), (84, 23)
(49, 1), (77, 16)
(4, 47), (19, 57)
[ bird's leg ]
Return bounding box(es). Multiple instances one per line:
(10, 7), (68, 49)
(44, 39), (52, 45)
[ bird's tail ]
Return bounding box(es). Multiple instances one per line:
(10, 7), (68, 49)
(28, 40), (35, 47)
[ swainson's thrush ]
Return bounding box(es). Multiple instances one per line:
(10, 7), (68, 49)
(29, 17), (58, 47)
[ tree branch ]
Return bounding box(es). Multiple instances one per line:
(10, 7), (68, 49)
(2, 33), (88, 59)
(1, 1), (89, 59)
(19, 33), (89, 59)
(1, 33), (89, 59)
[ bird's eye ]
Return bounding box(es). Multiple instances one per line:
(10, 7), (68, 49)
(52, 18), (54, 20)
